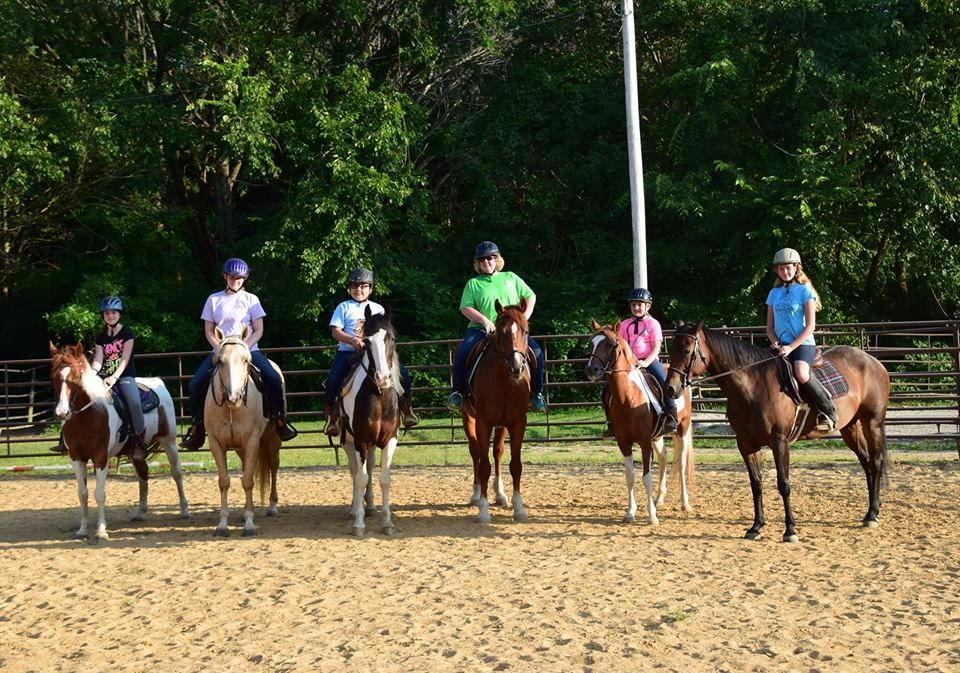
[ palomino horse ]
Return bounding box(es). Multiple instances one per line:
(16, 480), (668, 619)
(48, 341), (190, 541)
(665, 320), (890, 542)
(204, 327), (282, 537)
(460, 299), (533, 523)
(585, 320), (695, 524)
(338, 306), (402, 537)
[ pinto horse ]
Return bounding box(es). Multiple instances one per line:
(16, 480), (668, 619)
(585, 321), (695, 524)
(204, 327), (282, 537)
(665, 321), (890, 542)
(460, 299), (533, 523)
(48, 341), (190, 541)
(338, 306), (403, 537)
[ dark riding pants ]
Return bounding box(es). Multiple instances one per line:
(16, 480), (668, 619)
(324, 350), (413, 407)
(187, 351), (286, 421)
(452, 327), (545, 396)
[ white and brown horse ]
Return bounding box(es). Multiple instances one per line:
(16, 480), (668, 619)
(49, 341), (190, 541)
(339, 307), (402, 537)
(204, 327), (281, 537)
(585, 321), (695, 524)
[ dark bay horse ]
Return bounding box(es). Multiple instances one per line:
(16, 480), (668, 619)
(49, 341), (190, 541)
(585, 321), (695, 524)
(460, 299), (533, 523)
(664, 321), (890, 542)
(340, 306), (402, 536)
(204, 327), (282, 537)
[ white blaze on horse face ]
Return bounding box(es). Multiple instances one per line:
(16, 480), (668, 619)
(506, 322), (525, 374)
(54, 366), (72, 419)
(222, 343), (250, 405)
(366, 329), (392, 390)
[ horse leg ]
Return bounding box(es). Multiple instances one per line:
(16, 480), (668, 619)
(620, 447), (639, 524)
(345, 439), (361, 517)
(379, 437), (399, 535)
(132, 476), (148, 522)
(364, 447), (377, 516)
(239, 439), (260, 537)
(640, 442), (659, 526)
(160, 437), (191, 519)
(508, 424), (527, 522)
(267, 438), (280, 517)
(92, 466), (110, 541)
(675, 427), (694, 513)
(350, 445), (370, 537)
(492, 427), (509, 508)
(72, 460), (90, 539)
(475, 419), (493, 523)
(771, 440), (798, 543)
(463, 415), (482, 506)
(653, 435), (669, 507)
(740, 445), (767, 540)
(841, 418), (885, 527)
(209, 440), (231, 537)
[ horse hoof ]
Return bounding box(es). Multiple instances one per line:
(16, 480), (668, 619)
(382, 526), (396, 536)
(513, 511), (529, 522)
(495, 495), (509, 508)
(783, 533), (799, 544)
(214, 528), (229, 538)
(365, 506), (377, 516)
(87, 537), (102, 546)
(744, 530), (761, 541)
(130, 512), (144, 522)
(179, 511), (191, 520)
(476, 514), (491, 524)
(863, 519), (879, 529)
(648, 517), (660, 526)
(622, 514), (635, 524)
(242, 528), (256, 538)
(469, 496), (481, 507)
(267, 505), (278, 517)
(351, 526), (365, 538)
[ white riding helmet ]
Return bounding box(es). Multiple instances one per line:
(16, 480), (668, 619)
(773, 248), (801, 266)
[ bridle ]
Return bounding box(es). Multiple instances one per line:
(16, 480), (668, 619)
(53, 360), (99, 417)
(210, 336), (251, 407)
(357, 326), (397, 394)
(585, 332), (637, 378)
(491, 311), (529, 376)
(670, 330), (782, 388)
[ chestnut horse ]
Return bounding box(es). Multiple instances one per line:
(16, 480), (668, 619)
(48, 341), (190, 541)
(460, 299), (533, 523)
(585, 321), (695, 524)
(204, 327), (281, 537)
(665, 320), (890, 542)
(339, 307), (402, 537)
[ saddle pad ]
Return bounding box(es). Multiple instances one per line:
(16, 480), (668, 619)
(813, 360), (849, 399)
(111, 384), (159, 413)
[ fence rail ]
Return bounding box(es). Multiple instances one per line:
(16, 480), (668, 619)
(3, 319), (959, 461)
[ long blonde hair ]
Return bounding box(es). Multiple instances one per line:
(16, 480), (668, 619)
(773, 264), (822, 311)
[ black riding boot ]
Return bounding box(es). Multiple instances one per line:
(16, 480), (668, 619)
(803, 377), (838, 431)
(601, 388), (614, 438)
(399, 394), (420, 429)
(323, 402), (341, 437)
(662, 404), (679, 434)
(50, 431), (67, 454)
(273, 414), (298, 441)
(180, 419), (206, 451)
(126, 431), (149, 480)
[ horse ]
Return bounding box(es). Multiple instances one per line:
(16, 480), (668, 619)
(459, 299), (533, 523)
(584, 320), (695, 524)
(664, 320), (890, 542)
(48, 341), (190, 541)
(338, 306), (402, 537)
(204, 327), (282, 537)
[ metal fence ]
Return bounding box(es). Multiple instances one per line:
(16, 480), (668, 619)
(3, 319), (959, 461)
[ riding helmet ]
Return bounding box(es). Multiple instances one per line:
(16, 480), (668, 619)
(627, 288), (653, 303)
(474, 241), (501, 260)
(347, 268), (374, 288)
(99, 295), (124, 313)
(772, 248), (801, 266)
(223, 257), (250, 278)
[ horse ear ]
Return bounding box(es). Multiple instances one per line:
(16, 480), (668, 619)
(365, 304), (373, 320)
(72, 341), (84, 357)
(613, 319), (621, 333)
(590, 319), (601, 332)
(240, 325), (249, 341)
(676, 320), (686, 328)
(495, 299), (504, 314)
(49, 341), (59, 356)
(214, 326), (225, 344)
(518, 296), (527, 313)
(384, 306), (391, 321)
(694, 319), (705, 333)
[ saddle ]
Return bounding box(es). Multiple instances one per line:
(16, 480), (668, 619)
(635, 368), (684, 438)
(110, 383), (160, 443)
(332, 352), (403, 438)
(203, 361), (273, 419)
(775, 349), (850, 405)
(463, 335), (538, 400)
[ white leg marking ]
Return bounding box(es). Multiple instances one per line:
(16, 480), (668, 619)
(622, 455), (638, 523)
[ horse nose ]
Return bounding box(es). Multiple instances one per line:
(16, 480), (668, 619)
(374, 371), (392, 390)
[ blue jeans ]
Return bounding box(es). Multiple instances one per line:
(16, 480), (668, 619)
(187, 351), (286, 421)
(324, 349), (412, 407)
(451, 327), (545, 396)
(645, 359), (676, 411)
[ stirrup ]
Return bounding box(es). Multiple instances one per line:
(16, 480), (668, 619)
(816, 413), (836, 432)
(402, 409), (420, 429)
(275, 418), (298, 441)
(323, 417), (341, 437)
(179, 425), (205, 451)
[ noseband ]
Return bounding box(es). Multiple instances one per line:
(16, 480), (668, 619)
(586, 334), (635, 377)
(669, 331), (707, 389)
(211, 337), (251, 407)
(492, 314), (529, 375)
(358, 329), (397, 394)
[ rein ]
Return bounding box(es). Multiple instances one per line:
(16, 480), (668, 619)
(671, 331), (782, 388)
(586, 336), (638, 378)
(210, 338), (251, 407)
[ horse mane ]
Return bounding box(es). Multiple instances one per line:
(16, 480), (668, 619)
(702, 327), (773, 370)
(496, 303), (529, 332)
(50, 346), (110, 407)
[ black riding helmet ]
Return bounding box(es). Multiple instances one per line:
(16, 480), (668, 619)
(628, 288), (653, 303)
(474, 241), (501, 259)
(347, 268), (374, 288)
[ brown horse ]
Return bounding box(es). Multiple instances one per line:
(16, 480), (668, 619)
(339, 307), (402, 537)
(49, 341), (190, 541)
(585, 321), (695, 524)
(204, 327), (281, 537)
(460, 299), (533, 523)
(664, 320), (890, 542)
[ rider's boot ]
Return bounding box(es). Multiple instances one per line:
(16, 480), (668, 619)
(180, 419), (206, 451)
(273, 414), (298, 441)
(803, 377), (838, 432)
(323, 403), (341, 437)
(127, 431), (149, 480)
(399, 394), (420, 429)
(50, 431), (68, 454)
(662, 405), (679, 434)
(601, 392), (615, 438)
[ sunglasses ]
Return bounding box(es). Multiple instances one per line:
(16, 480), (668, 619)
(478, 255), (497, 263)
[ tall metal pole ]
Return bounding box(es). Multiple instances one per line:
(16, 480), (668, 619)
(622, 0), (647, 288)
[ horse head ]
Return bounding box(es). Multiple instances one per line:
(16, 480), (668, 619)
(212, 326), (252, 406)
(584, 319), (634, 382)
(361, 305), (397, 393)
(493, 298), (530, 382)
(49, 341), (98, 420)
(665, 319), (707, 399)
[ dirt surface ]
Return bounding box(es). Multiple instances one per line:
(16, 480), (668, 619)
(2, 458), (959, 672)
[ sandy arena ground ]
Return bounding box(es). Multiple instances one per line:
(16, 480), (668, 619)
(1, 457), (959, 673)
